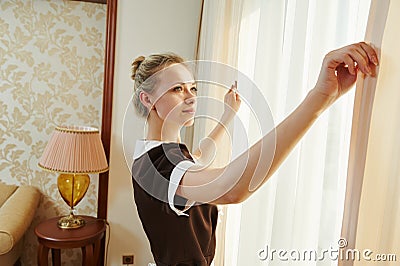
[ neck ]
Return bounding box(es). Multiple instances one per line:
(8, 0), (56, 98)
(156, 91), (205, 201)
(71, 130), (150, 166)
(146, 110), (181, 142)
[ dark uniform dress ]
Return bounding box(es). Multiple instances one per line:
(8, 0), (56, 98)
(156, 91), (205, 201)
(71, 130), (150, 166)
(132, 140), (219, 266)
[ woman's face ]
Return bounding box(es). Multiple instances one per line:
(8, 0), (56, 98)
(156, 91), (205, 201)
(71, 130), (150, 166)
(150, 63), (197, 127)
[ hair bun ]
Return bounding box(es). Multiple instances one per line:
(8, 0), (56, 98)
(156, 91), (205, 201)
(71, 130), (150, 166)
(131, 55), (145, 81)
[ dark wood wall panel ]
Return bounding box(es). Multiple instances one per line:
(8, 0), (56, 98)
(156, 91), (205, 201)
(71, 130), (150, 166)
(98, 0), (117, 264)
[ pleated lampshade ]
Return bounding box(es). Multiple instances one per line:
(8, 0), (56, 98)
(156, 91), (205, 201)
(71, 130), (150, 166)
(38, 126), (108, 174)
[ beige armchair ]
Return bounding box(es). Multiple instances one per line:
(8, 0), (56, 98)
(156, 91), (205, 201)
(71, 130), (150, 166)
(0, 183), (41, 266)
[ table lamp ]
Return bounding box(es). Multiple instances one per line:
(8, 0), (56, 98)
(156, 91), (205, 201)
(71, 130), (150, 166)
(38, 126), (108, 229)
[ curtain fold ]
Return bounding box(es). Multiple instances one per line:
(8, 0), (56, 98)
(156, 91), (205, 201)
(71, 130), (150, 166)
(195, 0), (371, 265)
(352, 1), (400, 264)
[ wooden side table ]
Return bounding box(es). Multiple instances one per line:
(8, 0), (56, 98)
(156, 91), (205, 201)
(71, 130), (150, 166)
(35, 216), (106, 266)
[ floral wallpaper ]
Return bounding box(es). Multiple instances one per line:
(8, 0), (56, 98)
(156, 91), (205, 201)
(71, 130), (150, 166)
(0, 0), (106, 264)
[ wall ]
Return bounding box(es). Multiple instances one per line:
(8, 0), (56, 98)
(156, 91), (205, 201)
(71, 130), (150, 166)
(0, 0), (105, 264)
(107, 0), (202, 265)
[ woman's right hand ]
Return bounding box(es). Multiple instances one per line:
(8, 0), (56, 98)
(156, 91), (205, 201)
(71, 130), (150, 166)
(222, 81), (241, 122)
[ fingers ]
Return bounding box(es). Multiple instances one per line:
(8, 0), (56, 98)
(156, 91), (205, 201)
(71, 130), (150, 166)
(230, 81), (240, 101)
(359, 42), (379, 65)
(347, 43), (377, 75)
(348, 42), (378, 75)
(349, 48), (369, 75)
(326, 42), (379, 76)
(230, 80), (238, 92)
(225, 81), (241, 107)
(343, 54), (357, 75)
(228, 81), (237, 95)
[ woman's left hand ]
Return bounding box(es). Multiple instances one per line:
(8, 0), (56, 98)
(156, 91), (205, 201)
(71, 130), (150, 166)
(314, 42), (379, 103)
(222, 81), (241, 122)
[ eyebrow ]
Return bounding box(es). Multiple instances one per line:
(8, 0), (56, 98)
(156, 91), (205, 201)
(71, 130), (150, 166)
(170, 81), (196, 87)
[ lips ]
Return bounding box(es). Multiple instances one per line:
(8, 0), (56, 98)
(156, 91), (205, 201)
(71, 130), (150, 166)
(182, 108), (195, 114)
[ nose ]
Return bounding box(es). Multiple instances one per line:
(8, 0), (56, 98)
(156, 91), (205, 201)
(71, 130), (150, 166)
(183, 86), (196, 105)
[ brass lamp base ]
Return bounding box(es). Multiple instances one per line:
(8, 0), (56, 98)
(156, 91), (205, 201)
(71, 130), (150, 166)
(56, 173), (90, 229)
(58, 213), (86, 229)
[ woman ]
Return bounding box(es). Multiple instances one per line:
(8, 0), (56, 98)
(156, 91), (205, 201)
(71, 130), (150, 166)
(131, 43), (378, 266)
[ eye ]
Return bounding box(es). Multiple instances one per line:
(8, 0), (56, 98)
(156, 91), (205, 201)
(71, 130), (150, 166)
(191, 87), (198, 93)
(172, 86), (183, 92)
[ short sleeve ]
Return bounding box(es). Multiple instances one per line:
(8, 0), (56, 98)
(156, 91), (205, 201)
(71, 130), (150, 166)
(132, 142), (197, 217)
(168, 160), (196, 216)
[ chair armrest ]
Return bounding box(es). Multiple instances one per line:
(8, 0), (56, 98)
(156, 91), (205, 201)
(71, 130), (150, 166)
(0, 186), (41, 255)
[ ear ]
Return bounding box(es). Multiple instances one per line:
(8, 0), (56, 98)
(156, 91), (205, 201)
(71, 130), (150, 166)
(139, 91), (155, 111)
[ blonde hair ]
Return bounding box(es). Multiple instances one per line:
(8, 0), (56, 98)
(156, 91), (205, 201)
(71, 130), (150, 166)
(131, 53), (185, 117)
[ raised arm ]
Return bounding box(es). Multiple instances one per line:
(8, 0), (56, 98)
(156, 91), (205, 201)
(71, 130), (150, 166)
(191, 81), (241, 165)
(178, 42), (379, 204)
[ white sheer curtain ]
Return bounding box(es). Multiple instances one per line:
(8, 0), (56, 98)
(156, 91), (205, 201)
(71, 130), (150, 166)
(196, 1), (371, 265)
